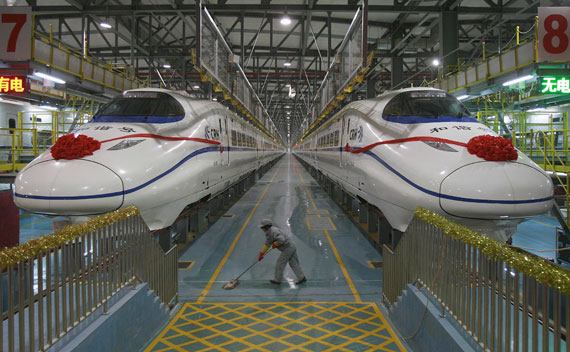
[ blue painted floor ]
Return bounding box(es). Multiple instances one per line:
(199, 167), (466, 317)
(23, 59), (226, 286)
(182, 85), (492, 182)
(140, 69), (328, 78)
(175, 155), (385, 304)
(511, 213), (563, 262)
(146, 155), (408, 351)
(19, 211), (53, 244)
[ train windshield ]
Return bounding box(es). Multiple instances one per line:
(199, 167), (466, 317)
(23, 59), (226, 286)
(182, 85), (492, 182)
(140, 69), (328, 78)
(384, 91), (472, 119)
(92, 91), (185, 123)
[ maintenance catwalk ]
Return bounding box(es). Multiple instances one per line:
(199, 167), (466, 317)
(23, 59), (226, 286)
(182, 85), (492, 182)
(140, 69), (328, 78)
(144, 154), (408, 351)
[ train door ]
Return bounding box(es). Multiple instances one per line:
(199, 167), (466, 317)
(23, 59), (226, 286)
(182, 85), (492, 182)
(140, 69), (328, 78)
(224, 117), (230, 166)
(341, 115), (350, 167)
(314, 132), (319, 162)
(255, 134), (259, 161)
(218, 118), (226, 166)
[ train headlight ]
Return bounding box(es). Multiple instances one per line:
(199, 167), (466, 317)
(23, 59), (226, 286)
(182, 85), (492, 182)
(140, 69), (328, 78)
(108, 139), (145, 150)
(423, 141), (457, 152)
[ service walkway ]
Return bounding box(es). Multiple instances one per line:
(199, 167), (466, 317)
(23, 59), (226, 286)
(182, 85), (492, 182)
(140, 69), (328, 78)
(144, 154), (408, 352)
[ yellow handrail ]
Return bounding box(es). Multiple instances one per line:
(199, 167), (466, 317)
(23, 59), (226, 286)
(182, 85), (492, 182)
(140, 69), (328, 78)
(534, 130), (570, 227)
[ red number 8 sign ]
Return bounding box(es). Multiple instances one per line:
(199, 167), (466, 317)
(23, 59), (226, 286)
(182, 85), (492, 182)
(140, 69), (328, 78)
(539, 7), (570, 61)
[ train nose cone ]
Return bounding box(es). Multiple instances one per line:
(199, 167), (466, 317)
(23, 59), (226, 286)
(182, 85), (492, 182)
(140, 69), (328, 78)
(14, 160), (124, 214)
(439, 162), (553, 218)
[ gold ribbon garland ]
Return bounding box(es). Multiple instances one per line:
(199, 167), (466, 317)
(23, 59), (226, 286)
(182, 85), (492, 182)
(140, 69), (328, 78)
(0, 206), (140, 269)
(415, 207), (570, 296)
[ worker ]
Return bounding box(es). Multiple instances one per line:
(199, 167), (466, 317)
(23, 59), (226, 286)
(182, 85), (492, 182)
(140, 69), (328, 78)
(258, 219), (306, 285)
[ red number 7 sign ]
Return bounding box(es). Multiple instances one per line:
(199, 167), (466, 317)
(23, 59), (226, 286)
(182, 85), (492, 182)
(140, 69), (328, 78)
(0, 7), (31, 62)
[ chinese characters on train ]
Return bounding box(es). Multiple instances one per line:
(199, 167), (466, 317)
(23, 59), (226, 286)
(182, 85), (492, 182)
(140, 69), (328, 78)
(74, 125), (137, 133)
(430, 126), (491, 133)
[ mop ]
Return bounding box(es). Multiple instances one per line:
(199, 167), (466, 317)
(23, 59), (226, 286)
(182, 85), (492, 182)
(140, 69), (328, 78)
(222, 248), (272, 290)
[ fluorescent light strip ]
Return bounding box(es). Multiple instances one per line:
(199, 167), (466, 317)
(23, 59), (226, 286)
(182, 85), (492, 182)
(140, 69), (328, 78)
(502, 75), (534, 86)
(39, 105), (58, 110)
(34, 72), (66, 84)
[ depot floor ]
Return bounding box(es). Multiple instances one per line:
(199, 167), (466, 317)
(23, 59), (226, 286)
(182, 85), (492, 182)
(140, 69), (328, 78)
(15, 155), (565, 351)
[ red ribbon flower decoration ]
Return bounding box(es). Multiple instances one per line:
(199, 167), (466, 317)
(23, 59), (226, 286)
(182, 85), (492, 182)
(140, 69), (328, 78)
(466, 135), (518, 161)
(51, 134), (101, 160)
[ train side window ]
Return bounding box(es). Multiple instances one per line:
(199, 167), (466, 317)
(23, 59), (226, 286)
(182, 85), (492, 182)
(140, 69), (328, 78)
(384, 94), (408, 116)
(231, 130), (237, 145)
(334, 130), (339, 145)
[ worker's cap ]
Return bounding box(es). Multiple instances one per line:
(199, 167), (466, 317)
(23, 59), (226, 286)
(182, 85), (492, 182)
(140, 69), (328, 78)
(259, 219), (272, 228)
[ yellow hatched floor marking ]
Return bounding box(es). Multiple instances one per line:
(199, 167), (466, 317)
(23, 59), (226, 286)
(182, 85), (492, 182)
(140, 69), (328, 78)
(196, 167), (281, 304)
(327, 217), (337, 230)
(298, 170), (360, 303)
(146, 302), (406, 352)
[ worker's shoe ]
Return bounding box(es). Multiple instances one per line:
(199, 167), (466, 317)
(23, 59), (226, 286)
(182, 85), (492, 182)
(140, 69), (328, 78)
(295, 277), (307, 285)
(270, 280), (281, 285)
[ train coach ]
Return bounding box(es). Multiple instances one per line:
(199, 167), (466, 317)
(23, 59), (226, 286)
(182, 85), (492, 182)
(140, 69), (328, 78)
(14, 88), (284, 231)
(294, 87), (553, 242)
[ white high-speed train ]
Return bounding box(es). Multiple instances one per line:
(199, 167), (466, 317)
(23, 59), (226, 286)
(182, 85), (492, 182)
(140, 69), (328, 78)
(294, 87), (553, 241)
(14, 88), (283, 230)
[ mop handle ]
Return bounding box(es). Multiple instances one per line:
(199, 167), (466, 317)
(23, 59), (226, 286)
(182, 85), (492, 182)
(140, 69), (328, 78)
(235, 247), (272, 280)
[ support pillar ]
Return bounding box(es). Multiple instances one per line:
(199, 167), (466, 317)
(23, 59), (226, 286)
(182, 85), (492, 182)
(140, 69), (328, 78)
(378, 217), (391, 246)
(392, 229), (403, 249)
(440, 11), (459, 70)
(351, 198), (359, 217)
(391, 26), (405, 88)
(198, 205), (209, 233)
(175, 218), (189, 244)
(359, 203), (368, 225)
(222, 190), (230, 207)
(158, 228), (171, 252)
(368, 209), (378, 235)
(189, 211), (199, 233)
(209, 197), (218, 221)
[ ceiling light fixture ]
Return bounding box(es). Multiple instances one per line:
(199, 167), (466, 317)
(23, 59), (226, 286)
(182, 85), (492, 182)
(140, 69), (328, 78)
(283, 62), (292, 67)
(163, 64), (171, 68)
(39, 105), (58, 111)
(527, 107), (545, 112)
(193, 85), (200, 89)
(432, 59), (440, 66)
(281, 16), (291, 25)
(34, 72), (66, 84)
(100, 22), (112, 29)
(502, 75), (534, 86)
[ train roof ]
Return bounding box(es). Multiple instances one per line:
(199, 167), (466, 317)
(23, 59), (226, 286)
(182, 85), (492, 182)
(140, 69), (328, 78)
(343, 87), (444, 122)
(126, 88), (226, 118)
(125, 88), (268, 138)
(300, 87), (444, 143)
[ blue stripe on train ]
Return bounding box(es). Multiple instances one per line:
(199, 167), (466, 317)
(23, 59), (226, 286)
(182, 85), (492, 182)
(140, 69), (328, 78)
(382, 115), (479, 124)
(15, 146), (218, 200)
(362, 150), (552, 204)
